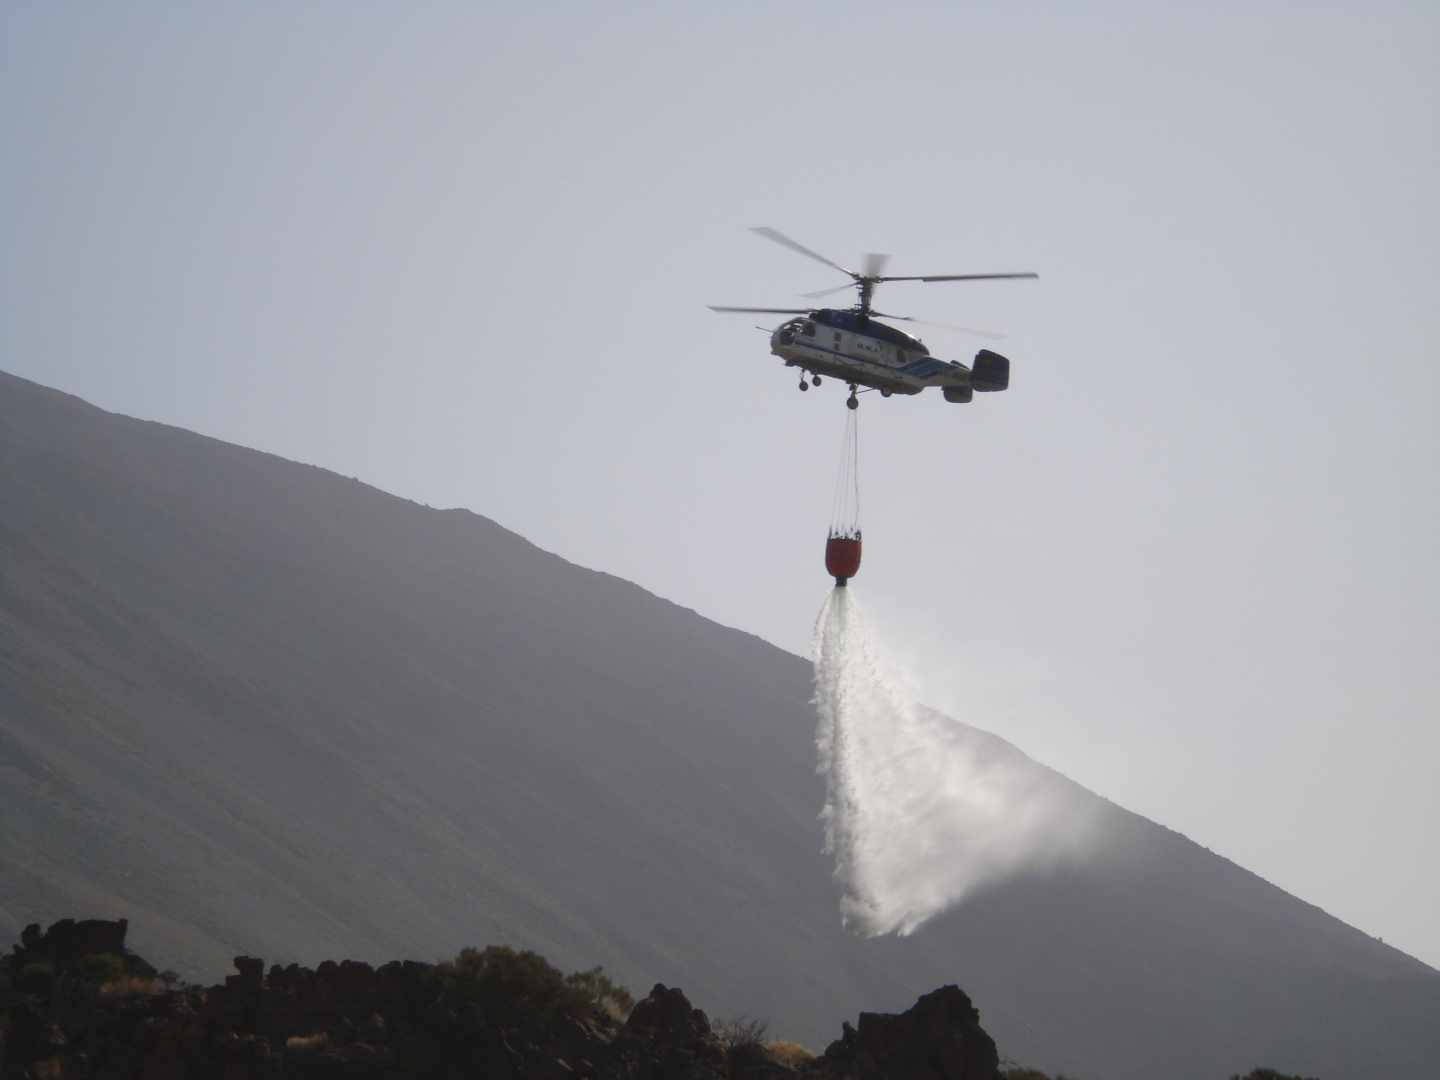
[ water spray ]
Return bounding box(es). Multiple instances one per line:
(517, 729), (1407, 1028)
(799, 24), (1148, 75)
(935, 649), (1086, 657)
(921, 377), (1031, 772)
(812, 588), (1097, 936)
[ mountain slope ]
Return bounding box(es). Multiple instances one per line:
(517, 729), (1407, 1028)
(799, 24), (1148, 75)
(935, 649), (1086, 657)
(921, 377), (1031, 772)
(2, 369), (1436, 1080)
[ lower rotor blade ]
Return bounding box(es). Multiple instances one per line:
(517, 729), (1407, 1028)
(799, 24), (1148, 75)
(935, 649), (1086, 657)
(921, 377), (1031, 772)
(708, 305), (813, 314)
(870, 310), (1006, 340)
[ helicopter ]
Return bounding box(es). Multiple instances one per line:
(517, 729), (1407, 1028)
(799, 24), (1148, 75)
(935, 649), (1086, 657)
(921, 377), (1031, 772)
(710, 227), (1037, 409)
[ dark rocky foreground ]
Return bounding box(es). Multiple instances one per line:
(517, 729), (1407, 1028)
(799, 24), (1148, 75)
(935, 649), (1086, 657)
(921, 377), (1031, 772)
(1, 919), (1001, 1079)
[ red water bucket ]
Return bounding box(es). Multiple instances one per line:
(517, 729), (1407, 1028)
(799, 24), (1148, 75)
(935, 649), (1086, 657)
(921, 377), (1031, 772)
(825, 535), (862, 586)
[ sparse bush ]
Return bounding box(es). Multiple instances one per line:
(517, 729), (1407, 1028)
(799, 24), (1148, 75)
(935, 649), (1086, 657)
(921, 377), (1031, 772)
(433, 945), (587, 1030)
(564, 965), (635, 1020)
(713, 1014), (769, 1051)
(1230, 1070), (1319, 1080)
(78, 952), (126, 986)
(18, 961), (55, 996)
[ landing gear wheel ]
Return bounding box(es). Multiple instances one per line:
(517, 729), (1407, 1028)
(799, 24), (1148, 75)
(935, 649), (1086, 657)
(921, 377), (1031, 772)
(798, 379), (809, 392)
(880, 388), (892, 398)
(811, 375), (822, 387)
(846, 394), (859, 410)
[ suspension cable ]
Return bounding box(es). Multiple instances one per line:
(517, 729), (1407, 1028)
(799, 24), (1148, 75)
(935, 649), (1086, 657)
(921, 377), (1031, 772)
(829, 410), (861, 537)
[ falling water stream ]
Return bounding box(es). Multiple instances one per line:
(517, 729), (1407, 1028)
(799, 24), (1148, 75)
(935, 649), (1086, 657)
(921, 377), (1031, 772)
(812, 588), (1096, 936)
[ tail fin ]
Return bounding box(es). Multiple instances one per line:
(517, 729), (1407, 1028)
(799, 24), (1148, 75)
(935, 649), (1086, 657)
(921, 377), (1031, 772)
(971, 349), (1010, 392)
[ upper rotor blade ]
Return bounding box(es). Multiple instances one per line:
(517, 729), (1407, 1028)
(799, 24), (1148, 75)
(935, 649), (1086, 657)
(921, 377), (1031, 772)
(870, 310), (1006, 340)
(750, 227), (855, 278)
(708, 305), (813, 314)
(800, 282), (856, 300)
(861, 251), (891, 278)
(876, 272), (1039, 283)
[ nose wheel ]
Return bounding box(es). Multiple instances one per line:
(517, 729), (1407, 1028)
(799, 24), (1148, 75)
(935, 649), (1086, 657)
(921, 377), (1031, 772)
(846, 383), (859, 410)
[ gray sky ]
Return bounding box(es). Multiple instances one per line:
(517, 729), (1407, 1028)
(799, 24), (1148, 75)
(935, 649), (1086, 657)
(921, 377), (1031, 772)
(4, 3), (1437, 968)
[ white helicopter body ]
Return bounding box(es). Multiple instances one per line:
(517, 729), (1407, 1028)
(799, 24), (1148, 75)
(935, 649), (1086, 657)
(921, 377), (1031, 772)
(710, 227), (1033, 409)
(767, 308), (1008, 404)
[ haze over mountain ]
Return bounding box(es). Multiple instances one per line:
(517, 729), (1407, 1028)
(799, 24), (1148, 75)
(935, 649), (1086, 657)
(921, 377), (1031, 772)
(2, 369), (1436, 1080)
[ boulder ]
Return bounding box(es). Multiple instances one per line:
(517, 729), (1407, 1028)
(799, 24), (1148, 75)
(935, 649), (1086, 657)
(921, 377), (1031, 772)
(612, 983), (726, 1079)
(819, 985), (999, 1080)
(10, 919), (133, 976)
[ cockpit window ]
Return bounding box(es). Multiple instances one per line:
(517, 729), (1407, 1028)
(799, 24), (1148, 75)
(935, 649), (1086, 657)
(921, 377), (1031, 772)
(802, 322), (815, 336)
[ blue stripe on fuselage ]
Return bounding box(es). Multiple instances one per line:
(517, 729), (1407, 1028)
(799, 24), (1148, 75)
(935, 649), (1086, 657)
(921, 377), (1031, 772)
(900, 358), (949, 376)
(781, 339), (944, 380)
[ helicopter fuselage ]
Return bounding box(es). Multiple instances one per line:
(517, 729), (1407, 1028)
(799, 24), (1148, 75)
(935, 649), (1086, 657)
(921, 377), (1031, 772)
(770, 309), (1007, 402)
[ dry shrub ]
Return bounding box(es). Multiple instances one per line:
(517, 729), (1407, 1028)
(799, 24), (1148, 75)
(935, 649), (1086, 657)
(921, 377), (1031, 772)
(99, 976), (161, 997)
(765, 1040), (815, 1067)
(714, 1015), (769, 1050)
(286, 1032), (330, 1052)
(597, 995), (630, 1023)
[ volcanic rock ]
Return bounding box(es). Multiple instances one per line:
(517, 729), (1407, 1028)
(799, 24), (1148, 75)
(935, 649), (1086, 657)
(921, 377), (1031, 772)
(819, 985), (999, 1080)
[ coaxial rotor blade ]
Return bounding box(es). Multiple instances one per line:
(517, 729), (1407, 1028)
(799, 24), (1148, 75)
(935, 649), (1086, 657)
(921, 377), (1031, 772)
(876, 272), (1039, 283)
(800, 282), (856, 300)
(861, 251), (892, 278)
(708, 305), (814, 314)
(750, 227), (856, 278)
(870, 310), (1006, 340)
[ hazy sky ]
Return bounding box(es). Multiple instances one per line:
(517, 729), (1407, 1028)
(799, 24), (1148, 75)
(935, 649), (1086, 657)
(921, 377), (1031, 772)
(4, 3), (1436, 967)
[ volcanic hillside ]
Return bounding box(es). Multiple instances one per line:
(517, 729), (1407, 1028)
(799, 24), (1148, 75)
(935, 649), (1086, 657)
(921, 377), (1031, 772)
(1, 369), (1436, 1080)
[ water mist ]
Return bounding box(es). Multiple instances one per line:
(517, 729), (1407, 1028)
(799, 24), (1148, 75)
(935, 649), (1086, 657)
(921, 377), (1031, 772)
(813, 588), (1095, 935)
